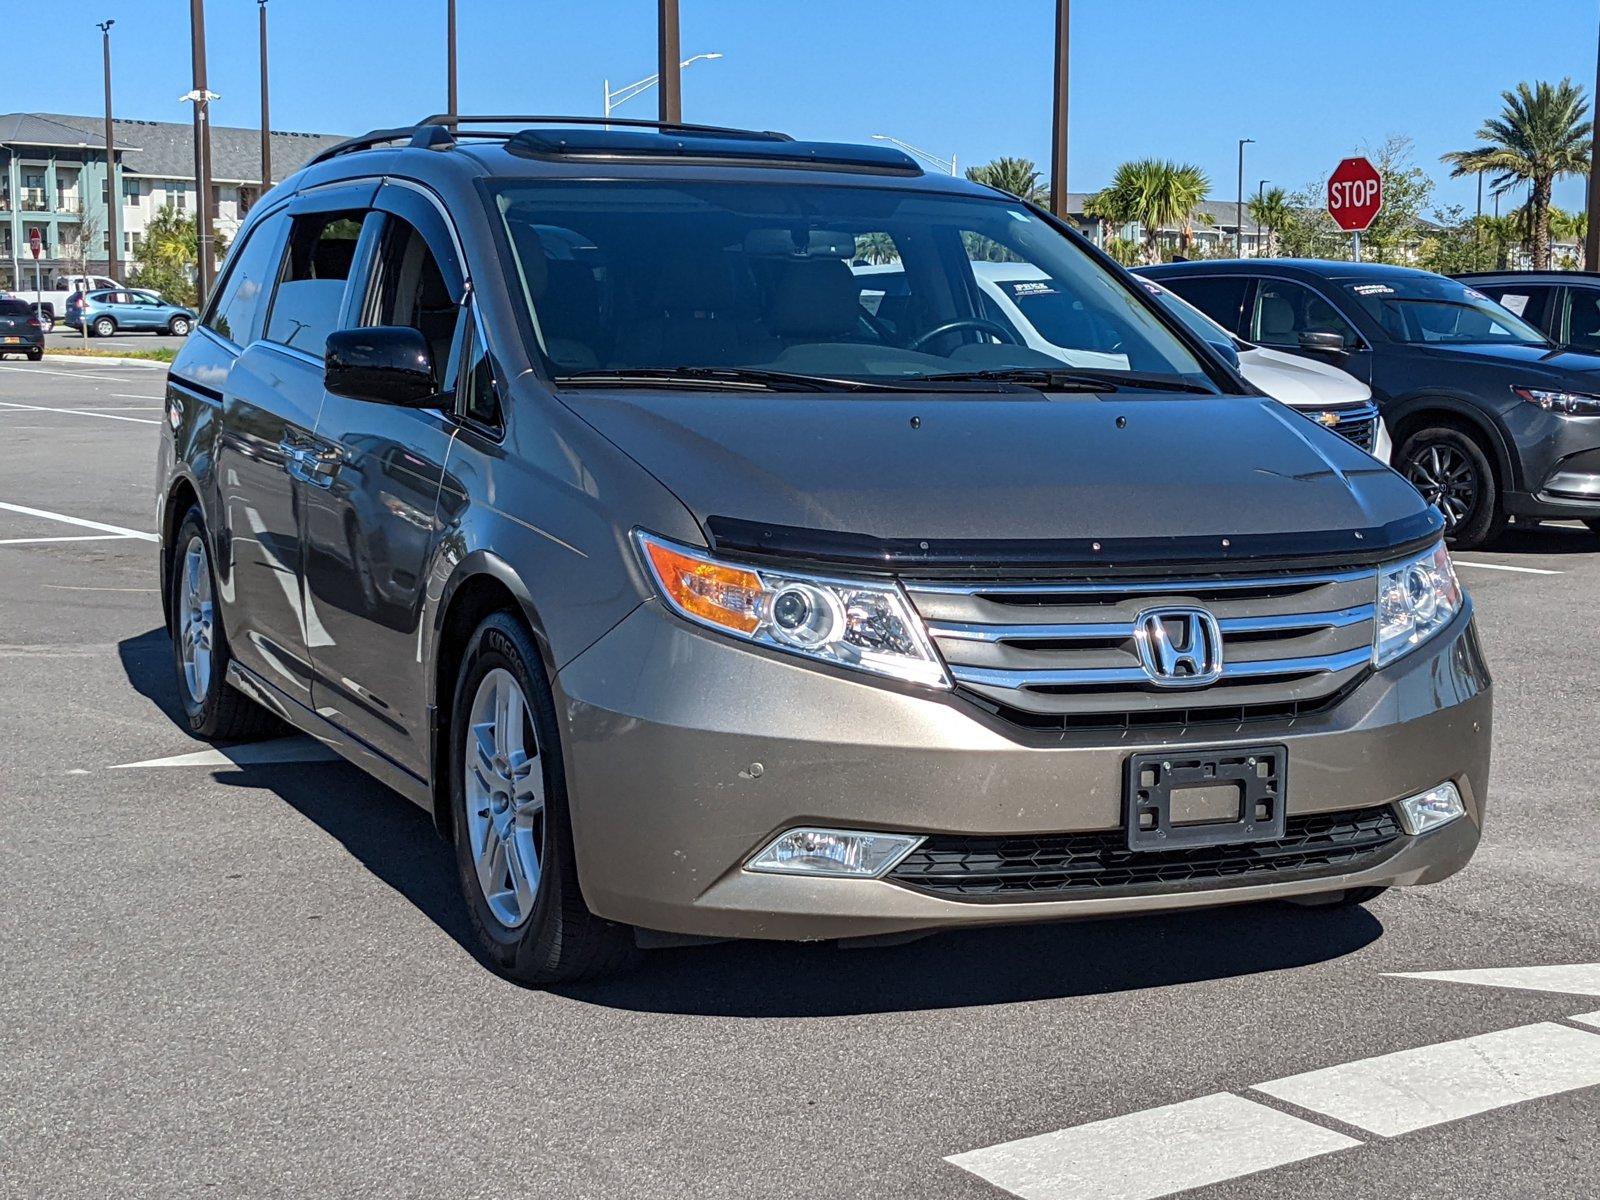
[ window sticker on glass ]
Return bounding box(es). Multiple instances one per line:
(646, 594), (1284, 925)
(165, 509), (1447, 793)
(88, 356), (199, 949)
(1498, 293), (1531, 317)
(1008, 209), (1032, 223)
(1352, 283), (1394, 296)
(1462, 287), (1489, 301)
(1005, 280), (1059, 299)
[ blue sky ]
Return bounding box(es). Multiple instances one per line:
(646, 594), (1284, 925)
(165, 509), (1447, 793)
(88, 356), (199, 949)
(9, 0), (1600, 212)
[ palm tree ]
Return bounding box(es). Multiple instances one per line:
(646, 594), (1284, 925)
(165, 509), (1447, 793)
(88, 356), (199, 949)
(1443, 78), (1593, 269)
(964, 157), (1050, 207)
(1247, 186), (1290, 256)
(1090, 159), (1210, 261)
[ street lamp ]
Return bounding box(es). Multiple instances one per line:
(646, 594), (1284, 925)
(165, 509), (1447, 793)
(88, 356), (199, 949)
(870, 135), (957, 176)
(98, 19), (119, 281)
(1257, 177), (1269, 250)
(1050, 0), (1069, 219)
(185, 0), (216, 306)
(1236, 137), (1255, 257)
(603, 53), (723, 119)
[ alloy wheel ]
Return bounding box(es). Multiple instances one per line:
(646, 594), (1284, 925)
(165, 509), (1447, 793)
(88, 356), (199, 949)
(178, 535), (215, 706)
(1404, 441), (1478, 529)
(463, 668), (546, 929)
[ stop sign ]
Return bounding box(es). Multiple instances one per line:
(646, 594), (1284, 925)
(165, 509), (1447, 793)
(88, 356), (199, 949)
(1327, 157), (1383, 232)
(28, 228), (42, 259)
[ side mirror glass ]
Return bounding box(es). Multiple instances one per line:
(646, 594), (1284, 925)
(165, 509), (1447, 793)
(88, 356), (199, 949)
(325, 326), (437, 407)
(1299, 330), (1349, 354)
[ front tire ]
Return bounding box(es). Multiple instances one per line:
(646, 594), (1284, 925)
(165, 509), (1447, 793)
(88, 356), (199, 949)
(1398, 426), (1505, 550)
(449, 612), (632, 985)
(169, 507), (281, 741)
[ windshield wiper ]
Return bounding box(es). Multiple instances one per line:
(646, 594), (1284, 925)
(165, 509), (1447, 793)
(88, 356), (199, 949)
(554, 366), (915, 393)
(898, 367), (1218, 394)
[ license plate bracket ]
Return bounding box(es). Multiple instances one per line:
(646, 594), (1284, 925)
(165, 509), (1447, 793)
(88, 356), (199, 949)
(1124, 745), (1287, 851)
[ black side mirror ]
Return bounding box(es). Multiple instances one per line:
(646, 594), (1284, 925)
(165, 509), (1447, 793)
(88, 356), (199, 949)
(1206, 337), (1242, 369)
(325, 326), (437, 406)
(1298, 330), (1349, 354)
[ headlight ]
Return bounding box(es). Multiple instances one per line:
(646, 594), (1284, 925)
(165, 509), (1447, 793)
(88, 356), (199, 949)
(1374, 541), (1462, 668)
(634, 531), (950, 688)
(1513, 385), (1600, 416)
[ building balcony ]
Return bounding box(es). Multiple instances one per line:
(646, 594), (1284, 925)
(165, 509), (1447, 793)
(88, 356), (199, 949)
(20, 193), (50, 213)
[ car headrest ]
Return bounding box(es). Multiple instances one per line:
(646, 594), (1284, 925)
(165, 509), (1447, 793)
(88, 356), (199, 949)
(1259, 295), (1295, 337)
(651, 253), (738, 314)
(769, 258), (861, 339)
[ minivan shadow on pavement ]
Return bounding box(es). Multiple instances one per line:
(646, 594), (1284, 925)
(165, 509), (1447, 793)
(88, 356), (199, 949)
(1486, 521), (1599, 556)
(118, 626), (1383, 1019)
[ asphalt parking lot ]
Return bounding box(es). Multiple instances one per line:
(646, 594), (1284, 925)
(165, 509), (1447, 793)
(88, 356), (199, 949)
(1, 357), (1597, 1199)
(42, 326), (190, 356)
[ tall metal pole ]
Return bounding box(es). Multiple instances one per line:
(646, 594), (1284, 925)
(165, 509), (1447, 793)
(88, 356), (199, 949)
(1588, 4), (1600, 269)
(657, 0), (681, 124)
(1235, 138), (1254, 257)
(99, 20), (120, 281)
(446, 0), (458, 118)
(1050, 0), (1069, 219)
(259, 0), (271, 191)
(1257, 178), (1268, 249)
(189, 0), (214, 307)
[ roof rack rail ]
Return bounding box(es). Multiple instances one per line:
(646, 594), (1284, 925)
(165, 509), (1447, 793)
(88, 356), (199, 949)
(305, 114), (796, 170)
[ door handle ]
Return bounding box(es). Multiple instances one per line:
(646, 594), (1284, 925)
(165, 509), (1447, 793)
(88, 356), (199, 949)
(283, 441), (341, 489)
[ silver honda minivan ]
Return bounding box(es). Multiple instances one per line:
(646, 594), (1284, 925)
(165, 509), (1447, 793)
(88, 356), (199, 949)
(157, 116), (1491, 983)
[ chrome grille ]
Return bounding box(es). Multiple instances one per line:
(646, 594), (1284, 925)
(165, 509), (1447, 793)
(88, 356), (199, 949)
(907, 566), (1376, 724)
(1321, 401), (1380, 452)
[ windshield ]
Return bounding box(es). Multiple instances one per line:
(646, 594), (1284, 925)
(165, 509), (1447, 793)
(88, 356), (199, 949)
(492, 180), (1217, 389)
(1344, 276), (1548, 346)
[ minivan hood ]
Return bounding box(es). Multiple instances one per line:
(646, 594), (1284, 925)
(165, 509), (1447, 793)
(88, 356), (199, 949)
(569, 389), (1431, 560)
(1238, 346), (1370, 408)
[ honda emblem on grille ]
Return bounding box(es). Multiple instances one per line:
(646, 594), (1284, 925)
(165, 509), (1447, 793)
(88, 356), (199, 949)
(1133, 606), (1224, 687)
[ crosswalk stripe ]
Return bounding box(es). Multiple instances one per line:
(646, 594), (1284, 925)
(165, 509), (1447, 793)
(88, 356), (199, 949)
(1385, 963), (1600, 998)
(945, 1092), (1360, 1200)
(1252, 1022), (1600, 1137)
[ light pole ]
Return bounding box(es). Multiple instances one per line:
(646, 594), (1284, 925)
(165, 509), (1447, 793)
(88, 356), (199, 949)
(1050, 0), (1069, 219)
(870, 135), (957, 176)
(99, 19), (119, 282)
(1588, 3), (1600, 269)
(186, 0), (215, 306)
(446, 0), (458, 117)
(258, 0), (271, 192)
(658, 0), (681, 124)
(1236, 137), (1254, 257)
(603, 53), (722, 119)
(1257, 178), (1269, 251)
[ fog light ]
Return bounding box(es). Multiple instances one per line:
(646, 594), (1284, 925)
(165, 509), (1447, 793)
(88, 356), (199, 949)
(746, 827), (922, 878)
(1397, 782), (1465, 835)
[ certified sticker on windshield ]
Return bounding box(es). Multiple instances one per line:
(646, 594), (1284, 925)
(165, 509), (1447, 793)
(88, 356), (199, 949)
(1462, 287), (1489, 301)
(1352, 283), (1394, 295)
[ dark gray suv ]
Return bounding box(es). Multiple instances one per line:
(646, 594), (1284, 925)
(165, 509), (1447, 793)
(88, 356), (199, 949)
(157, 116), (1491, 984)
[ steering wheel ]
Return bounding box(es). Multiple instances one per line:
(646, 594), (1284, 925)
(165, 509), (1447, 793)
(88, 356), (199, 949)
(908, 318), (1020, 353)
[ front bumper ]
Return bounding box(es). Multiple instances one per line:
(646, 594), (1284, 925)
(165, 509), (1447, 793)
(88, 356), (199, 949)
(555, 600), (1492, 941)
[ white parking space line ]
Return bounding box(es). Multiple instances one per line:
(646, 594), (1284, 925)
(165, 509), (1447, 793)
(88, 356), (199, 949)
(0, 400), (158, 425)
(110, 394), (165, 401)
(109, 737), (342, 770)
(1386, 963), (1600, 997)
(1452, 559), (1562, 575)
(0, 364), (130, 382)
(0, 534), (138, 546)
(0, 501), (157, 542)
(945, 1093), (1360, 1200)
(1252, 1023), (1600, 1137)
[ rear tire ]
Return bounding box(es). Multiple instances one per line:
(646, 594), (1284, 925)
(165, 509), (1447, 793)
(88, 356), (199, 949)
(93, 316), (116, 338)
(26, 348), (42, 362)
(169, 507), (282, 741)
(1398, 426), (1505, 551)
(449, 612), (632, 986)
(168, 316), (192, 336)
(1286, 885), (1389, 909)
(1585, 519), (1600, 536)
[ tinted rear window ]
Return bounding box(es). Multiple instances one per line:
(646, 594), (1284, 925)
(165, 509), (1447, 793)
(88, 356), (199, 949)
(0, 299), (30, 315)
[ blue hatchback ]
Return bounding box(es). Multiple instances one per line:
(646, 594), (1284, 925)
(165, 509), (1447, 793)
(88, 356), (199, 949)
(65, 289), (196, 338)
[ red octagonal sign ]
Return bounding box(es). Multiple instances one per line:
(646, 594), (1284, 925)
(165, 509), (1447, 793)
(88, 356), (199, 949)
(1327, 157), (1383, 232)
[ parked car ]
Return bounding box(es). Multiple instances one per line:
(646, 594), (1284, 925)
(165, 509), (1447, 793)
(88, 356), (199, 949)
(64, 288), (195, 338)
(1455, 270), (1600, 356)
(0, 296), (46, 360)
(158, 117), (1489, 985)
(29, 273), (123, 325)
(1142, 259), (1600, 547)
